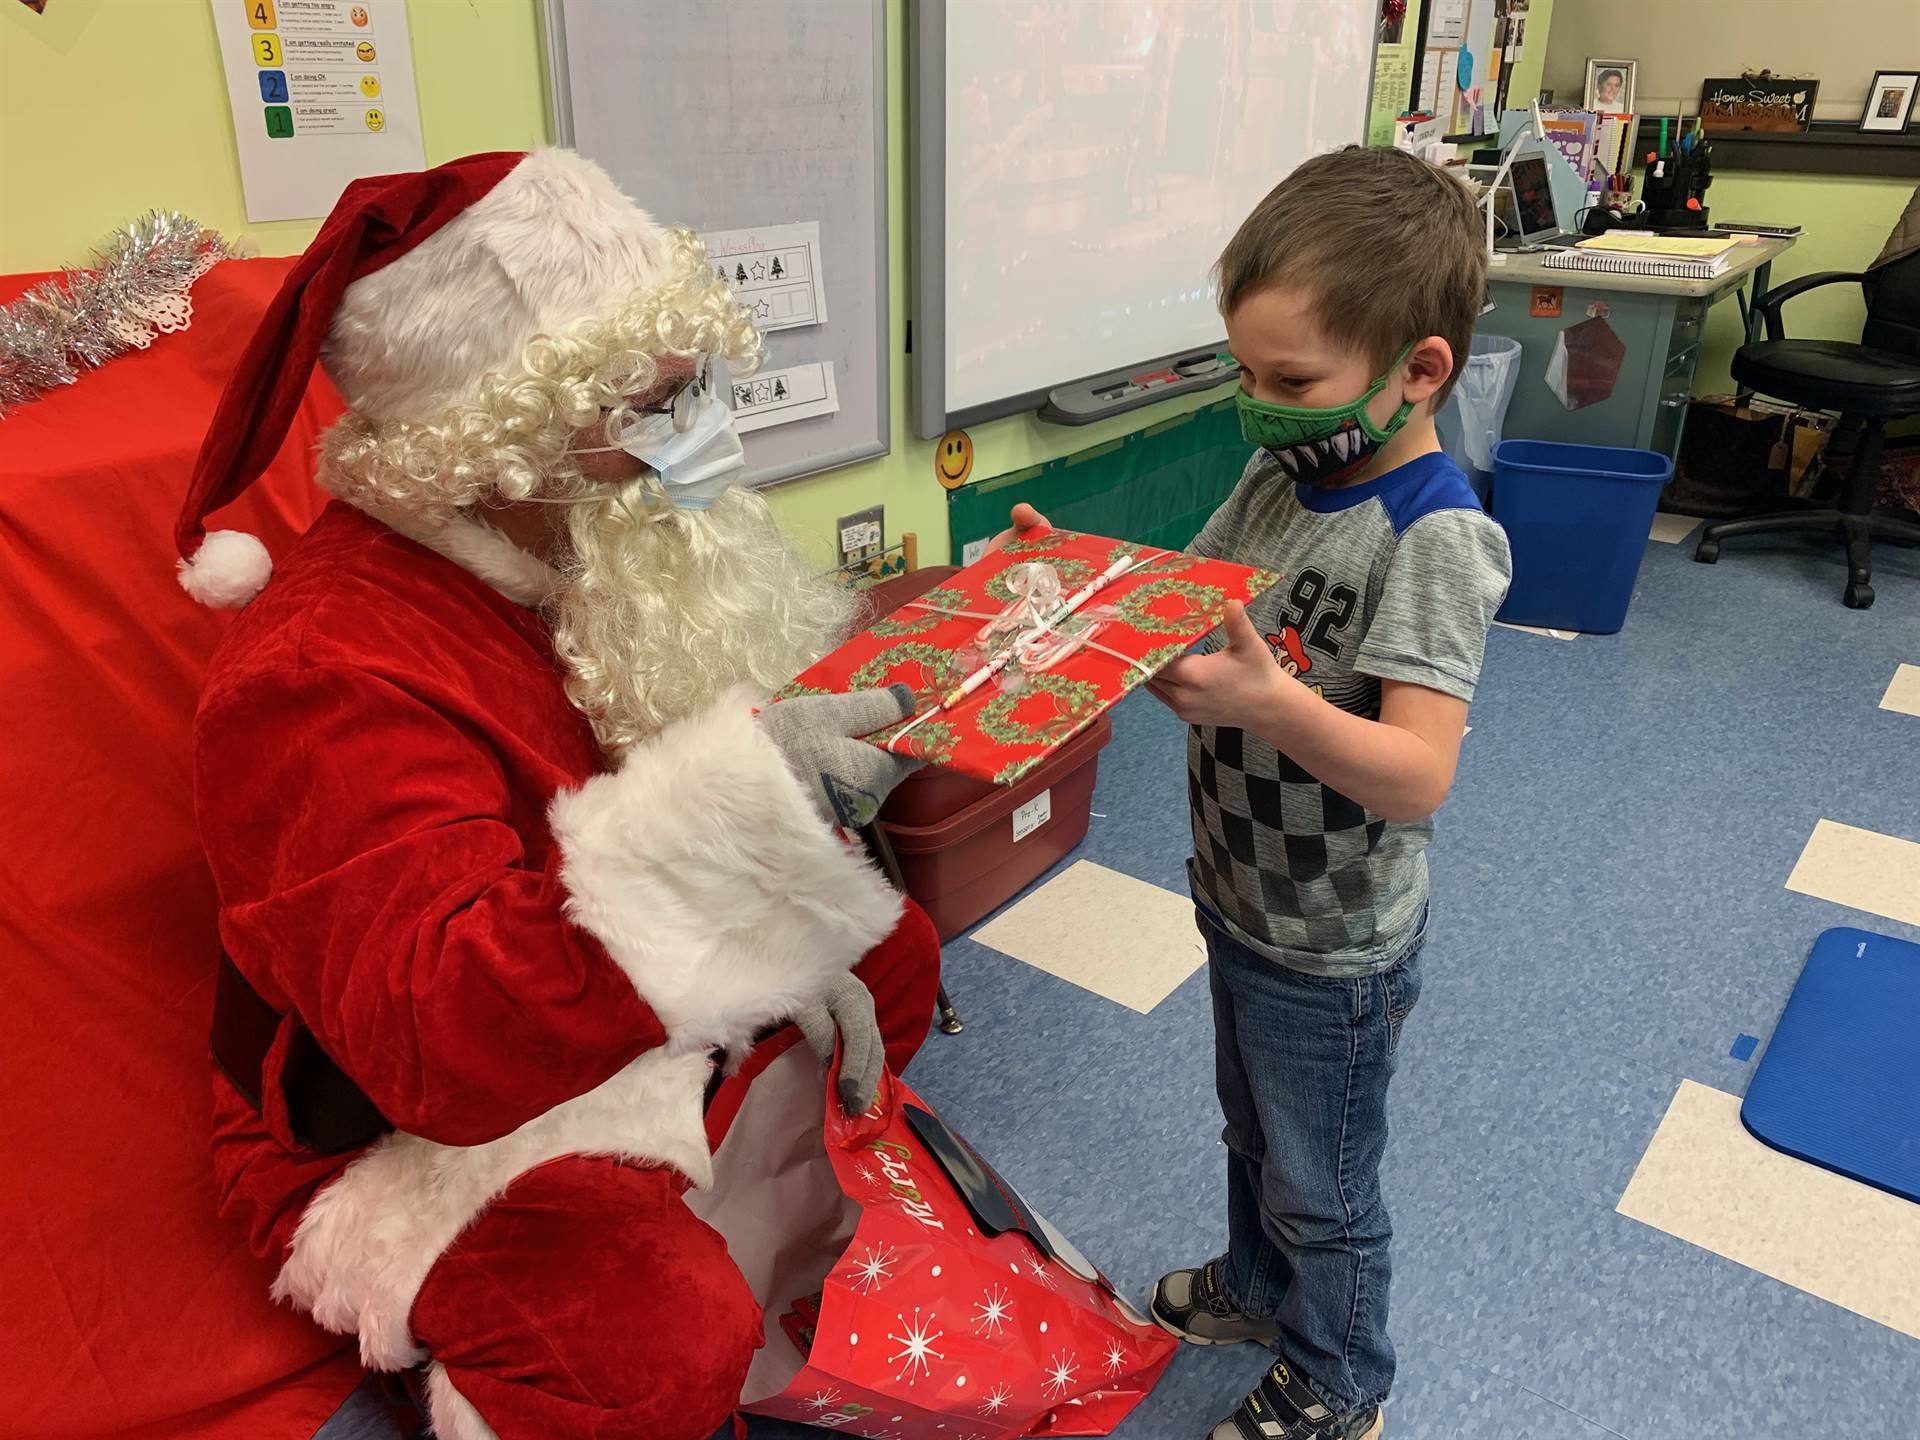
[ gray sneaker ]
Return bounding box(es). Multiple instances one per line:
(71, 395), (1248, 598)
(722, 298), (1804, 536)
(1149, 1258), (1280, 1346)
(1208, 1356), (1383, 1440)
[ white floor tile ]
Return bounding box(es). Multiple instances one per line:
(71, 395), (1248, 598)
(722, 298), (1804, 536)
(972, 860), (1205, 1014)
(1880, 664), (1920, 719)
(1785, 819), (1920, 928)
(1618, 1080), (1920, 1341)
(1648, 512), (1704, 544)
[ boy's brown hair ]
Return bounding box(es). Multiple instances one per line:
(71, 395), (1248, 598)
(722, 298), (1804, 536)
(1215, 145), (1487, 404)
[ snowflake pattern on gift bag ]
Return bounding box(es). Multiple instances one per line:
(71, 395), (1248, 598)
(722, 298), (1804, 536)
(744, 1062), (1179, 1439)
(779, 528), (1279, 785)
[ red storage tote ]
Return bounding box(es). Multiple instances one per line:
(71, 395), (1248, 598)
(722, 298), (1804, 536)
(860, 563), (1112, 937)
(881, 714), (1110, 940)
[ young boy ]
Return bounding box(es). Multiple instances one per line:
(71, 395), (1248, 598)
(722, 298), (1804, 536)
(1001, 146), (1509, 1439)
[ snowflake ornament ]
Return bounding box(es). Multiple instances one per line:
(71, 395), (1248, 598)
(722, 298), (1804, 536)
(978, 1382), (1015, 1416)
(971, 1284), (1013, 1337)
(1043, 1349), (1079, 1399)
(887, 1307), (947, 1386)
(803, 1386), (844, 1412)
(850, 1243), (898, 1293)
(1104, 1339), (1128, 1376)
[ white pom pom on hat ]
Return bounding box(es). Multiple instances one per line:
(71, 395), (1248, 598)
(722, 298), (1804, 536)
(176, 529), (274, 608)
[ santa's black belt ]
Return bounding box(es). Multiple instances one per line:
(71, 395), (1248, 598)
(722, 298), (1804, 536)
(212, 954), (393, 1155)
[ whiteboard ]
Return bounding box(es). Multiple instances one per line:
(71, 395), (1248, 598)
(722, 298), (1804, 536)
(543, 0), (888, 488)
(913, 0), (1377, 436)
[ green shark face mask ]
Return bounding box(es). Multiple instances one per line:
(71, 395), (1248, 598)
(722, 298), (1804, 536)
(1236, 341), (1416, 485)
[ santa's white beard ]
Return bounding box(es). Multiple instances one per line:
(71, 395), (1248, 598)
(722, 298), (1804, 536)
(550, 484), (856, 755)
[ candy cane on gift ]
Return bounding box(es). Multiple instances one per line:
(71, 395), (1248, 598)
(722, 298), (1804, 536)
(886, 548), (1171, 755)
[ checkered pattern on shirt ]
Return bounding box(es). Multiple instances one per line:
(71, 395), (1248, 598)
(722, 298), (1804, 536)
(1188, 722), (1389, 954)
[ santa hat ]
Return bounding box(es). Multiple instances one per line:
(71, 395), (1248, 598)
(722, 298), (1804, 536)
(176, 148), (673, 607)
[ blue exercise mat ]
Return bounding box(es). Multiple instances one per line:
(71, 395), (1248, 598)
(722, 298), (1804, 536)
(1742, 927), (1920, 1204)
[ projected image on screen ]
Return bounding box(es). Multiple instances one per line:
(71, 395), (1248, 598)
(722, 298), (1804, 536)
(942, 0), (1375, 417)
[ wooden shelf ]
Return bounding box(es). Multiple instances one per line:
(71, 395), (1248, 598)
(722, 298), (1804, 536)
(1631, 119), (1920, 177)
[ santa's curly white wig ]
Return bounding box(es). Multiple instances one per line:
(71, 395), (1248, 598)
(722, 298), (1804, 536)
(320, 227), (762, 520)
(308, 148), (849, 752)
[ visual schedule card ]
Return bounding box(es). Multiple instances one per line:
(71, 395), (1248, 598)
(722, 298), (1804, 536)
(211, 0), (426, 221)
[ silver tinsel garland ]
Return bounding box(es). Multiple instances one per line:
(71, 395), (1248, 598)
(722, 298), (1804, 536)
(0, 210), (234, 416)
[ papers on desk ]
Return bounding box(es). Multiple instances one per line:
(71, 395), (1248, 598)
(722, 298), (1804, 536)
(1577, 233), (1743, 259)
(1541, 244), (1739, 280)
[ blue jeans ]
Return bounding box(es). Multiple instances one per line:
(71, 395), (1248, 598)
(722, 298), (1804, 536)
(1200, 907), (1425, 1414)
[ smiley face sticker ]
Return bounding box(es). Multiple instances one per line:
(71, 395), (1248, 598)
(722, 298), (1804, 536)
(364, 108), (386, 132)
(935, 429), (974, 489)
(355, 40), (376, 62)
(359, 74), (381, 98)
(349, 4), (369, 24)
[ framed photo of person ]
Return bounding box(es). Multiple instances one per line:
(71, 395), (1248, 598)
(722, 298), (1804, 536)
(1861, 70), (1919, 133)
(1584, 58), (1636, 113)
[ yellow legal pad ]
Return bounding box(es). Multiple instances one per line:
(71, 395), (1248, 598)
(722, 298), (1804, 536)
(1574, 233), (1745, 258)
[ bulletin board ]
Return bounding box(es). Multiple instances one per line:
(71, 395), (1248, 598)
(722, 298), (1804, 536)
(1413, 0), (1522, 142)
(541, 0), (888, 489)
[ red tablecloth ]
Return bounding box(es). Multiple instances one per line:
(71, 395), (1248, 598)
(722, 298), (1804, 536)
(0, 258), (360, 1438)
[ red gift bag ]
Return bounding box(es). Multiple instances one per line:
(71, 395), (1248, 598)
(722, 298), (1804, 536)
(689, 1044), (1175, 1437)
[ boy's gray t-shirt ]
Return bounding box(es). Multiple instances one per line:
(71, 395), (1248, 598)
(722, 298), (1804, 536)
(1187, 448), (1511, 976)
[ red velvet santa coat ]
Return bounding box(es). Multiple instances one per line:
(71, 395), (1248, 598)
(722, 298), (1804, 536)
(198, 499), (913, 1371)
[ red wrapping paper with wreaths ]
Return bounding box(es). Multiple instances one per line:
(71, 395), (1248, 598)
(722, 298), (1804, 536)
(782, 527), (1281, 784)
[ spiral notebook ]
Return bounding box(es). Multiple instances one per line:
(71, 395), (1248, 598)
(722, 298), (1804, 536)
(1543, 233), (1742, 279)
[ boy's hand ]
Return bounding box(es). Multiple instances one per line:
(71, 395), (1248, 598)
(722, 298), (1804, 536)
(1147, 602), (1287, 729)
(985, 503), (1049, 554)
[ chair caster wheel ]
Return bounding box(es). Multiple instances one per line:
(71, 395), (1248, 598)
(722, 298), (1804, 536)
(1694, 539), (1720, 564)
(1845, 582), (1874, 610)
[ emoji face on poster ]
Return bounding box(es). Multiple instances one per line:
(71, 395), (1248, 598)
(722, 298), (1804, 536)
(935, 429), (974, 489)
(364, 108), (386, 132)
(356, 40), (376, 62)
(349, 4), (370, 24)
(359, 73), (381, 98)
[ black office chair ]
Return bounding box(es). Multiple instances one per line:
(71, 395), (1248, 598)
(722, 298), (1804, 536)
(1694, 247), (1920, 608)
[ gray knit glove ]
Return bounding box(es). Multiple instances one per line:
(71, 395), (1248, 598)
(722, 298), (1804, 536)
(761, 685), (923, 831)
(796, 971), (885, 1114)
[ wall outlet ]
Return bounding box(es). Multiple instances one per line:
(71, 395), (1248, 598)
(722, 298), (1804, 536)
(837, 506), (884, 566)
(960, 538), (987, 566)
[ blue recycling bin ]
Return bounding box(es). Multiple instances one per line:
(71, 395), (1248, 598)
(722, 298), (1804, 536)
(1491, 439), (1674, 634)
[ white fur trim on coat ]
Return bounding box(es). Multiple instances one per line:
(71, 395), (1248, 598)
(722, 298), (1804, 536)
(425, 1362), (500, 1440)
(551, 686), (904, 1058)
(390, 508), (562, 608)
(274, 1046), (713, 1370)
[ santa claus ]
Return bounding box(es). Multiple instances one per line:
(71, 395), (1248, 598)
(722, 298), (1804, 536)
(175, 149), (940, 1440)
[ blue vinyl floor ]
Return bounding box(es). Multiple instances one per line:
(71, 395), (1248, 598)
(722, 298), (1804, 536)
(321, 526), (1920, 1440)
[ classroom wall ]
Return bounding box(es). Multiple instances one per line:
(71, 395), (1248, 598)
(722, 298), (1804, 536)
(0, 0), (1228, 570)
(1539, 0), (1920, 396)
(1541, 0), (1918, 122)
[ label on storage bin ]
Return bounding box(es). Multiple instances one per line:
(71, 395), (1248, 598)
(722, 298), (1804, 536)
(1012, 789), (1052, 843)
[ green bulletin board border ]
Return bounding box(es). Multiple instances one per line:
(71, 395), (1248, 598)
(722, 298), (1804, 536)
(947, 398), (1249, 558)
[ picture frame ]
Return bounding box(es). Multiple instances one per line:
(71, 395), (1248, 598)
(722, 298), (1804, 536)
(1861, 69), (1919, 134)
(1584, 58), (1636, 113)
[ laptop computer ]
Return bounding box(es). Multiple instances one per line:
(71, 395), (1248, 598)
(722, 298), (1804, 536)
(1498, 152), (1583, 249)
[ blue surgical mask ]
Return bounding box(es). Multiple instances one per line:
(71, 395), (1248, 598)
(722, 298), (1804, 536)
(572, 359), (746, 510)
